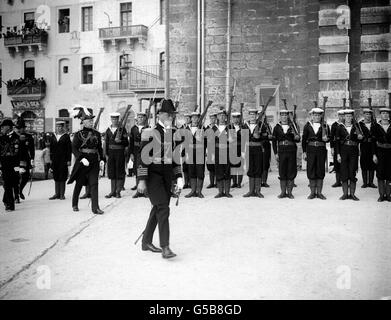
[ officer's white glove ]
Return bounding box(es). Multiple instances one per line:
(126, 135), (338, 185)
(99, 160), (105, 167)
(30, 159), (35, 167)
(177, 177), (184, 190)
(20, 168), (26, 174)
(14, 167), (20, 172)
(373, 155), (378, 164)
(80, 158), (90, 166)
(337, 154), (342, 163)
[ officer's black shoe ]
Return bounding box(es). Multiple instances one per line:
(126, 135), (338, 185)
(254, 192), (264, 198)
(286, 193), (294, 199)
(59, 196), (66, 200)
(80, 193), (90, 199)
(339, 194), (349, 200)
(225, 193), (233, 198)
(317, 193), (327, 200)
(20, 193), (25, 200)
(132, 192), (140, 198)
(215, 193), (225, 198)
(162, 246), (176, 259)
(15, 198), (20, 204)
(351, 195), (360, 201)
(131, 185), (137, 191)
(231, 183), (238, 188)
(115, 192), (121, 198)
(197, 192), (205, 198)
(307, 193), (316, 199)
(142, 243), (162, 253)
(73, 206), (79, 212)
(278, 193), (286, 199)
(92, 208), (104, 215)
(6, 207), (15, 212)
(332, 182), (342, 188)
(105, 193), (114, 199)
(206, 184), (215, 189)
(361, 184), (368, 188)
(377, 196), (385, 202)
(262, 183), (270, 188)
(368, 183), (377, 188)
(49, 194), (59, 200)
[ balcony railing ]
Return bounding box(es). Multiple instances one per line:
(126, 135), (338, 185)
(99, 25), (148, 48)
(4, 33), (48, 52)
(103, 65), (164, 93)
(7, 81), (46, 99)
(99, 25), (148, 39)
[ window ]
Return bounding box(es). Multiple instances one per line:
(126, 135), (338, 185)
(24, 60), (35, 79)
(59, 58), (70, 85)
(58, 9), (70, 33)
(82, 7), (93, 32)
(160, 0), (165, 24)
(59, 109), (70, 117)
(159, 51), (165, 80)
(120, 2), (132, 27)
(119, 53), (131, 80)
(82, 57), (93, 84)
(24, 12), (35, 30)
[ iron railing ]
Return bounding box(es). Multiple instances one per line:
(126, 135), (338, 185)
(7, 82), (46, 96)
(4, 33), (48, 47)
(99, 25), (148, 39)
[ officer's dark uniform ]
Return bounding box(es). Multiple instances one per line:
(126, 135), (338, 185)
(359, 110), (377, 188)
(185, 116), (206, 198)
(272, 114), (300, 199)
(335, 112), (362, 201)
(0, 119), (24, 211)
(14, 117), (35, 200)
(138, 99), (182, 258)
(330, 118), (342, 187)
(68, 112), (104, 214)
(49, 126), (72, 200)
(129, 117), (149, 197)
(105, 121), (128, 198)
(206, 116), (218, 188)
(181, 115), (191, 189)
(371, 108), (391, 202)
(302, 109), (330, 199)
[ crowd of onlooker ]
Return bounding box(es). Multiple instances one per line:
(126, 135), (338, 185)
(2, 24), (48, 39)
(6, 78), (46, 90)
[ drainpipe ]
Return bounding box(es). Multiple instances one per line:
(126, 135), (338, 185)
(164, 0), (170, 98)
(200, 0), (205, 113)
(197, 0), (201, 109)
(225, 0), (231, 110)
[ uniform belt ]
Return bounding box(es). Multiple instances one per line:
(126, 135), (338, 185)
(80, 148), (98, 154)
(278, 140), (296, 146)
(308, 141), (325, 147)
(249, 142), (262, 147)
(108, 145), (125, 150)
(377, 142), (391, 149)
(343, 141), (358, 146)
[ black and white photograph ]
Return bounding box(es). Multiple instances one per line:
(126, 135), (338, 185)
(0, 0), (390, 304)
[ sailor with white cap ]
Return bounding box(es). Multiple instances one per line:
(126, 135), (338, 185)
(335, 108), (363, 201)
(206, 111), (218, 188)
(358, 100), (377, 189)
(330, 106), (346, 188)
(129, 111), (149, 198)
(230, 111), (244, 189)
(104, 112), (129, 199)
(302, 106), (330, 200)
(371, 97), (391, 202)
(48, 120), (72, 201)
(272, 106), (300, 199)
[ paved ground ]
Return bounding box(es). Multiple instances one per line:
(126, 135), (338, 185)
(0, 171), (390, 300)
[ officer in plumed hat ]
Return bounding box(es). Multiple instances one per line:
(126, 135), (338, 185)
(68, 106), (105, 214)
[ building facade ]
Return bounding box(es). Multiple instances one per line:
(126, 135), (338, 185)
(0, 0), (166, 133)
(168, 0), (391, 128)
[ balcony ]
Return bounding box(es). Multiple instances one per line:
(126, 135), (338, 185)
(99, 25), (148, 49)
(4, 33), (48, 53)
(7, 79), (46, 100)
(103, 65), (164, 95)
